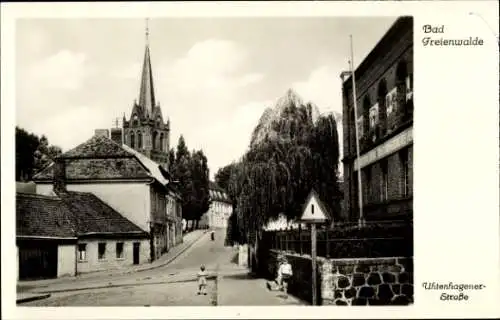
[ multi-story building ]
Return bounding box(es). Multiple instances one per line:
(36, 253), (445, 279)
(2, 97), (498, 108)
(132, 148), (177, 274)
(341, 17), (413, 222)
(32, 135), (181, 263)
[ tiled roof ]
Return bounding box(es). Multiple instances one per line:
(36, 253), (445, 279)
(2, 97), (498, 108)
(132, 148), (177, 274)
(16, 193), (76, 238)
(58, 192), (147, 236)
(208, 181), (231, 203)
(33, 158), (151, 181)
(122, 144), (169, 186)
(16, 192), (148, 238)
(32, 135), (170, 185)
(62, 135), (131, 158)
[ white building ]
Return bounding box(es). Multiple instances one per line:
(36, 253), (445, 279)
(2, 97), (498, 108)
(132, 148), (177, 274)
(200, 182), (232, 229)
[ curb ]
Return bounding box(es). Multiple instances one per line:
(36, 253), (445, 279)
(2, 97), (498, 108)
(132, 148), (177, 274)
(210, 264), (220, 306)
(32, 275), (218, 294)
(126, 230), (209, 274)
(17, 293), (51, 304)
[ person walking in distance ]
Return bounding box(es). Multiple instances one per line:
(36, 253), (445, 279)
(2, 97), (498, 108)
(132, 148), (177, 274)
(197, 265), (208, 295)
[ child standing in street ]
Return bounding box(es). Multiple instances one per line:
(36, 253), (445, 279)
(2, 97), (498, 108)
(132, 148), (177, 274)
(197, 265), (208, 295)
(278, 257), (293, 298)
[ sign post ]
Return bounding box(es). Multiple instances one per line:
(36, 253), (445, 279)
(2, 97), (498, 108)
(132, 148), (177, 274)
(300, 189), (331, 306)
(311, 222), (318, 305)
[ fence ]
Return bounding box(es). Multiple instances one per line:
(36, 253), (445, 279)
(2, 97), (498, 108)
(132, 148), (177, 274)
(262, 220), (413, 259)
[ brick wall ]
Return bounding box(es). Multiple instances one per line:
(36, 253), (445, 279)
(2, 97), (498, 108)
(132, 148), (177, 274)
(342, 18), (413, 222)
(265, 250), (413, 305)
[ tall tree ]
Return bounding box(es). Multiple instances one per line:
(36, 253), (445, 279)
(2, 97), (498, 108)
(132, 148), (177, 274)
(226, 102), (342, 245)
(16, 127), (62, 181)
(215, 163), (237, 194)
(190, 150), (211, 228)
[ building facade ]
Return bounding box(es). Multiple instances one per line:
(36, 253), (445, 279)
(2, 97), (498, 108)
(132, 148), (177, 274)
(342, 17), (413, 222)
(201, 182), (232, 229)
(16, 192), (149, 280)
(33, 135), (181, 263)
(121, 31), (170, 169)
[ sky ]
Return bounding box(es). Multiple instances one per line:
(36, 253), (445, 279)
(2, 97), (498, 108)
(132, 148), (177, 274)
(16, 17), (397, 180)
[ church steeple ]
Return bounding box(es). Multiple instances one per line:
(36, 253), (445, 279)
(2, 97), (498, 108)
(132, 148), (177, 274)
(123, 18), (170, 170)
(138, 18), (156, 119)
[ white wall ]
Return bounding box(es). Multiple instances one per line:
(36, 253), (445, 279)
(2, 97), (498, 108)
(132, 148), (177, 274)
(57, 244), (76, 277)
(77, 239), (150, 274)
(36, 182), (151, 231)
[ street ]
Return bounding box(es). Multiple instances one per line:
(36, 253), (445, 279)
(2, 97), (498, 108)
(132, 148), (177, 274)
(20, 229), (305, 306)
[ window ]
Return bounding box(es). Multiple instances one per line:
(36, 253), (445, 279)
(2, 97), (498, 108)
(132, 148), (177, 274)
(138, 132), (142, 149)
(98, 243), (106, 260)
(159, 133), (164, 151)
(311, 204), (315, 214)
(380, 161), (388, 201)
(130, 132), (135, 148)
(78, 243), (87, 261)
(356, 116), (364, 138)
(133, 115), (139, 126)
(386, 88), (398, 116)
(116, 242), (124, 259)
(400, 149), (410, 197)
(369, 104), (379, 128)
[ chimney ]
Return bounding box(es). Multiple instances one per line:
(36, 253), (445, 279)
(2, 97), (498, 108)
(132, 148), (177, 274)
(110, 128), (123, 145)
(94, 129), (110, 138)
(53, 157), (67, 194)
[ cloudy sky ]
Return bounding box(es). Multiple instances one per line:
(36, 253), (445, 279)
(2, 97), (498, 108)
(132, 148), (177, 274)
(16, 17), (396, 179)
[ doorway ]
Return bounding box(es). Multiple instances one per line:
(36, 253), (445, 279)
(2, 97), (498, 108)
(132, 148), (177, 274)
(133, 242), (140, 265)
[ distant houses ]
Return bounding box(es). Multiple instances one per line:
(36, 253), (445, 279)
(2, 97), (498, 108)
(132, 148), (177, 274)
(18, 134), (183, 280)
(200, 181), (232, 229)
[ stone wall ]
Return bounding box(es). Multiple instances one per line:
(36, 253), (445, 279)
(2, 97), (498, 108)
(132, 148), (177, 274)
(265, 250), (413, 305)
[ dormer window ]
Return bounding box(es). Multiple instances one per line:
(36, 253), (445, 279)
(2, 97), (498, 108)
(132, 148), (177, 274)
(133, 115), (139, 126)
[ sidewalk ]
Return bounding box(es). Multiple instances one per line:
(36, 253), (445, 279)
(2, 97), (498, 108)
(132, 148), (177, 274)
(17, 229), (208, 294)
(216, 264), (307, 306)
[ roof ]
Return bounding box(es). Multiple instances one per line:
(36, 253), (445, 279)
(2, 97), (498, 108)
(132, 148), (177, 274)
(33, 135), (170, 187)
(16, 193), (76, 239)
(16, 192), (148, 238)
(62, 134), (132, 158)
(209, 181), (231, 203)
(122, 144), (169, 186)
(58, 192), (147, 236)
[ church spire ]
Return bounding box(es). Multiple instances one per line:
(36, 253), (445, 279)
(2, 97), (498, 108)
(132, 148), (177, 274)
(138, 18), (156, 118)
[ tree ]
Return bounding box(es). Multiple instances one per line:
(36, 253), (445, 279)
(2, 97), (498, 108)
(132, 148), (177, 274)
(190, 150), (211, 229)
(214, 163), (237, 194)
(226, 101), (342, 245)
(15, 127), (62, 181)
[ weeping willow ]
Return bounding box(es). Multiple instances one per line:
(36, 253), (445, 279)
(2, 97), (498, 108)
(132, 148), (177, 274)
(227, 104), (341, 245)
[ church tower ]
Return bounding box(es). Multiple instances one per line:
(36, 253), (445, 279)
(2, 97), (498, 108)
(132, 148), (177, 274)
(123, 20), (170, 169)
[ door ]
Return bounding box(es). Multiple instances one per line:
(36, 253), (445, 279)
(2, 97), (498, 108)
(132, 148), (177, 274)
(18, 242), (58, 280)
(133, 242), (140, 265)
